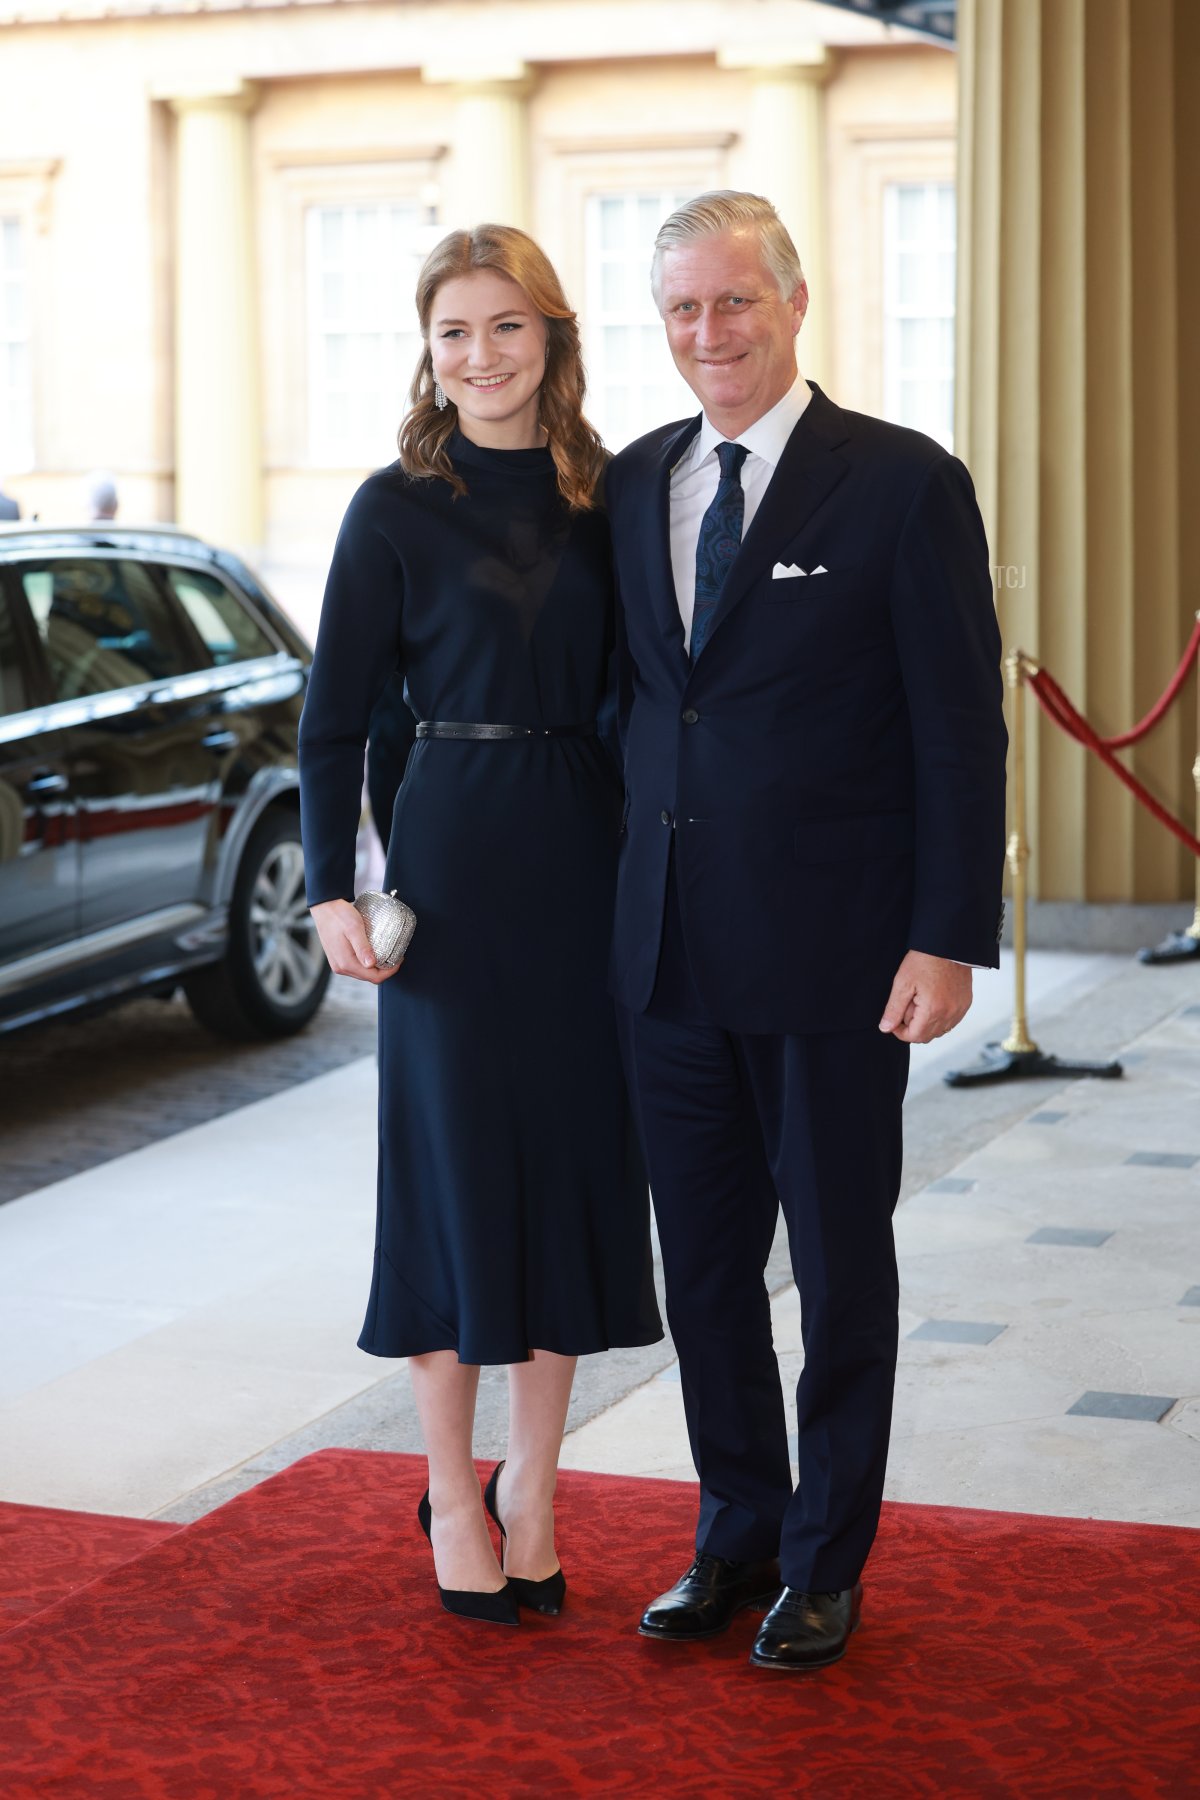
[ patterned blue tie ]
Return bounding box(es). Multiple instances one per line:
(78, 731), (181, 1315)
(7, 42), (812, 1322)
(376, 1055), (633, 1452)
(690, 441), (748, 661)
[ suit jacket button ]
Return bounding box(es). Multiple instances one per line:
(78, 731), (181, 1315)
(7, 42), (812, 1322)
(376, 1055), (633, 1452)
(682, 708), (699, 725)
(660, 809), (672, 826)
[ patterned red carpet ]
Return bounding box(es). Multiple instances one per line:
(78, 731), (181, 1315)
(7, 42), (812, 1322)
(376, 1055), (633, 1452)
(1, 1451), (1196, 1799)
(0, 1501), (177, 1631)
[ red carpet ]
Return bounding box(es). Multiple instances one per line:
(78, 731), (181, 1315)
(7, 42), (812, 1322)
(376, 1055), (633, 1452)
(0, 1451), (1197, 1799)
(0, 1500), (177, 1631)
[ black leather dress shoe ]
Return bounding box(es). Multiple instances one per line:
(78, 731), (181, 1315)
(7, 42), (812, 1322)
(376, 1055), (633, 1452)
(749, 1582), (863, 1670)
(638, 1553), (782, 1641)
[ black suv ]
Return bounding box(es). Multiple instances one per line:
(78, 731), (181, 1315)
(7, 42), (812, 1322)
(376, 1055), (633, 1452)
(0, 524), (330, 1038)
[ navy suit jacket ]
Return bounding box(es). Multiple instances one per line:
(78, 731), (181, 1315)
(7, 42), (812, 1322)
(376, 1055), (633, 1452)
(606, 383), (1008, 1036)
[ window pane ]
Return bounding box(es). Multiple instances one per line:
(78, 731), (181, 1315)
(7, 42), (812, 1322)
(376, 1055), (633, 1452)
(938, 185), (956, 239)
(320, 210), (344, 259)
(0, 582), (31, 718)
(4, 280), (26, 337)
(599, 197), (625, 252)
(601, 261), (627, 312)
(896, 185), (924, 240)
(307, 201), (425, 464)
(164, 567), (275, 668)
(322, 271), (345, 322)
(883, 182), (955, 451)
(897, 251), (920, 308)
(23, 560), (193, 700)
(584, 189), (702, 450)
(636, 195), (662, 243)
(603, 325), (630, 377)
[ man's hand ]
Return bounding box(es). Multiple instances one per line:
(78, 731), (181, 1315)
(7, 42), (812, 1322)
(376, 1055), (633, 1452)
(311, 898), (402, 985)
(878, 950), (972, 1044)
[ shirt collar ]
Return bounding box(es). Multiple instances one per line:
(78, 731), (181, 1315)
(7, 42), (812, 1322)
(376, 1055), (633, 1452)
(692, 370), (813, 471)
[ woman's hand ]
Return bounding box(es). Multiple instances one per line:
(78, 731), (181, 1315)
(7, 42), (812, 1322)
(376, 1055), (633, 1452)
(310, 898), (403, 984)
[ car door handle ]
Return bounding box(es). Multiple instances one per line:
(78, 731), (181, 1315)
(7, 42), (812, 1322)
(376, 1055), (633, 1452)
(202, 730), (238, 752)
(25, 771), (70, 796)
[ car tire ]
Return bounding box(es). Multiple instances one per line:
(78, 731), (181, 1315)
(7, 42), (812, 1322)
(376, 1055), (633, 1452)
(184, 807), (330, 1040)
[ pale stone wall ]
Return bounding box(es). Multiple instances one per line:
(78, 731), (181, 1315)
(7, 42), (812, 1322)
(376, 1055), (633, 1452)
(0, 0), (940, 578)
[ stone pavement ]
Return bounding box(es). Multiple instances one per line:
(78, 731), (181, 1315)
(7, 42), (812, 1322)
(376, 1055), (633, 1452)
(0, 979), (377, 1207)
(0, 947), (1196, 1536)
(563, 973), (1200, 1526)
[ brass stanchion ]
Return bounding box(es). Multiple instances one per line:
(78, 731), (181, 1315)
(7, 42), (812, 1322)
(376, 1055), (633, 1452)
(945, 649), (1123, 1087)
(1139, 609), (1200, 964)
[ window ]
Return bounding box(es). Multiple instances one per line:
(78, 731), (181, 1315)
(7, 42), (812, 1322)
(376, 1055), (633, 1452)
(22, 560), (194, 701)
(584, 192), (698, 451)
(0, 216), (33, 474)
(307, 203), (426, 466)
(163, 566), (275, 667)
(0, 581), (31, 718)
(882, 182), (955, 451)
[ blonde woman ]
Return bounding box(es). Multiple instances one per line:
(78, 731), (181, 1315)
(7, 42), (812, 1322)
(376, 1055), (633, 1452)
(299, 226), (661, 1626)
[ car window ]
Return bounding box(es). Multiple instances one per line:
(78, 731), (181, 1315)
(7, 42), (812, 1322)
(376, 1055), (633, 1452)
(21, 558), (195, 701)
(0, 582), (32, 717)
(162, 565), (276, 667)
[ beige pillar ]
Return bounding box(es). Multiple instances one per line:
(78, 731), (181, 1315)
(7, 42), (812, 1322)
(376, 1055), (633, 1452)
(162, 81), (263, 556)
(422, 61), (533, 231)
(957, 0), (1198, 904)
(718, 45), (832, 385)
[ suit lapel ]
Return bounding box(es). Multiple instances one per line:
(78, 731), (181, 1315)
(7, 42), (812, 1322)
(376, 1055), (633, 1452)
(643, 415), (701, 664)
(698, 385), (853, 655)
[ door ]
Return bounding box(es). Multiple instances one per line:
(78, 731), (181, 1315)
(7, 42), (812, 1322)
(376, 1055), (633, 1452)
(17, 554), (224, 934)
(0, 573), (80, 969)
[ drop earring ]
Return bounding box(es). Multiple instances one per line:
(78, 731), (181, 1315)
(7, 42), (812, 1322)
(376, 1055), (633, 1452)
(434, 379), (447, 411)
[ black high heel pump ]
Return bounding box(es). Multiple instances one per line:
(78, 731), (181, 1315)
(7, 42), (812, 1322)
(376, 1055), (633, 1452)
(483, 1461), (567, 1616)
(417, 1490), (519, 1626)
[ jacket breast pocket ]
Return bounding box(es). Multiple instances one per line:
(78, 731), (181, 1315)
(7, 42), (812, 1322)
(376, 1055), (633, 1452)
(763, 563), (864, 603)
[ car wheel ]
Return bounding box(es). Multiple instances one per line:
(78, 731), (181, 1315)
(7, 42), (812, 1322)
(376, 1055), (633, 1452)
(184, 808), (330, 1040)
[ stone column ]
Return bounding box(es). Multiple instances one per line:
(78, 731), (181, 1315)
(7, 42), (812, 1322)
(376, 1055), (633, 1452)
(718, 45), (832, 385)
(422, 62), (533, 231)
(162, 80), (263, 556)
(956, 0), (1198, 904)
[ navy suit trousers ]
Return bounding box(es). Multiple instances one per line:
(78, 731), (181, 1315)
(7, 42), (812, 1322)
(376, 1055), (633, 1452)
(618, 848), (910, 1591)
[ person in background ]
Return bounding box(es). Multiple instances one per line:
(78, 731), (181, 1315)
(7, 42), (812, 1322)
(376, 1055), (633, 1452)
(0, 480), (19, 521)
(84, 471), (119, 522)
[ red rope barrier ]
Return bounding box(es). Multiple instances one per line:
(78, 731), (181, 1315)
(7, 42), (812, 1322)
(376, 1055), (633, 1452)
(1096, 615), (1200, 749)
(1027, 663), (1200, 858)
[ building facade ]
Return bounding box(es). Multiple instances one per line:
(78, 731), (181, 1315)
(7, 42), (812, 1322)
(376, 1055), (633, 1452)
(0, 0), (953, 627)
(5, 0), (1195, 910)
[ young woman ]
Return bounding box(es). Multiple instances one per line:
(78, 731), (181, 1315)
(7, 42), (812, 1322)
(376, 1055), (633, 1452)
(298, 226), (661, 1626)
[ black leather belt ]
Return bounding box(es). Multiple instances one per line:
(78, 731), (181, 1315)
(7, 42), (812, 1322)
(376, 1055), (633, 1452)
(416, 721), (597, 741)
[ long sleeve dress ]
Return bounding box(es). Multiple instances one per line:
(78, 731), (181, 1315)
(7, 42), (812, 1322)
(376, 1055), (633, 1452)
(298, 432), (662, 1365)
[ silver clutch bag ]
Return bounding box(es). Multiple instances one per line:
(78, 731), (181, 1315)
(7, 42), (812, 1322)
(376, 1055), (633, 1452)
(353, 889), (417, 967)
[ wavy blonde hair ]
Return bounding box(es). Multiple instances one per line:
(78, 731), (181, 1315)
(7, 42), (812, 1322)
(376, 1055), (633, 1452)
(398, 225), (606, 511)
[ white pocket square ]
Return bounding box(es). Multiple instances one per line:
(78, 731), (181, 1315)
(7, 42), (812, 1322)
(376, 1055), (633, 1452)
(771, 562), (827, 579)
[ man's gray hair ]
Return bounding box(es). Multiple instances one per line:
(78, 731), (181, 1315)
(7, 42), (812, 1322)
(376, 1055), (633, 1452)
(650, 191), (805, 310)
(84, 470), (119, 521)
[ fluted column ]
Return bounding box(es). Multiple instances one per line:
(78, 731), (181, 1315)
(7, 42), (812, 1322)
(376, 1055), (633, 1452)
(718, 45), (832, 385)
(161, 81), (263, 557)
(957, 0), (1197, 903)
(423, 62), (533, 231)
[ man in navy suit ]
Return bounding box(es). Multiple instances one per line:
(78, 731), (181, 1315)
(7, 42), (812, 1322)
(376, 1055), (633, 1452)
(606, 192), (1007, 1671)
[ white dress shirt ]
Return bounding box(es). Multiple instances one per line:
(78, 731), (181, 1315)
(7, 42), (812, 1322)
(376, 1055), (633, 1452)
(669, 370), (813, 652)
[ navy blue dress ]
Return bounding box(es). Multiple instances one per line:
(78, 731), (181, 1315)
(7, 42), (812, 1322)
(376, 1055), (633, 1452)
(298, 433), (662, 1365)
